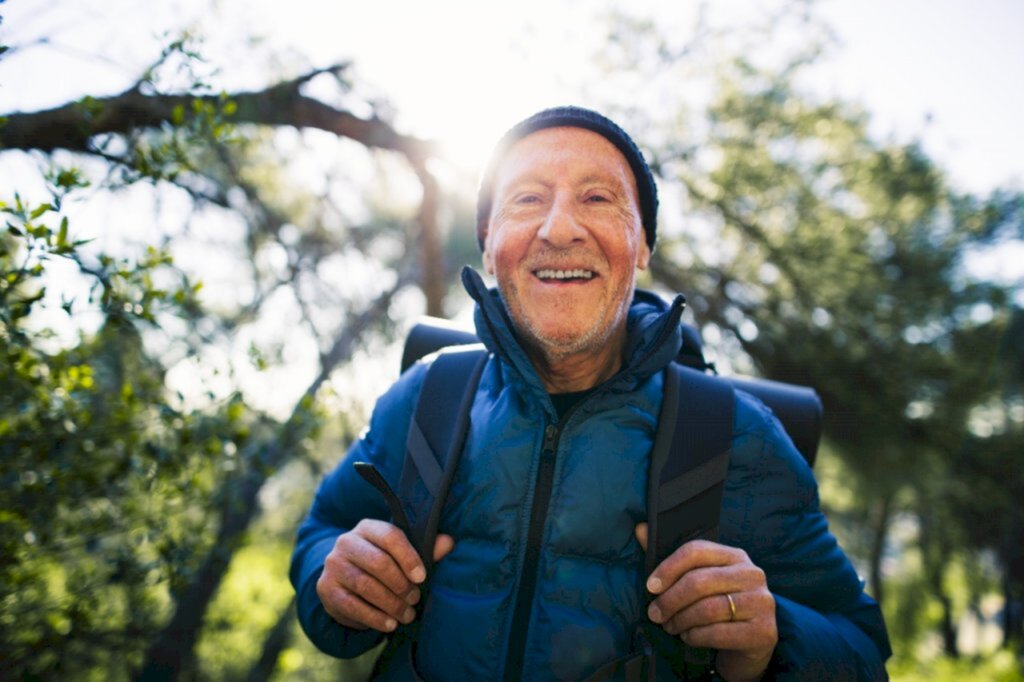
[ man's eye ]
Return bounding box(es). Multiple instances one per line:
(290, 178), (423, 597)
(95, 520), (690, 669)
(585, 194), (611, 203)
(515, 195), (541, 205)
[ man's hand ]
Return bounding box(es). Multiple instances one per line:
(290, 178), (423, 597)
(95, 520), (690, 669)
(316, 519), (455, 633)
(635, 523), (777, 682)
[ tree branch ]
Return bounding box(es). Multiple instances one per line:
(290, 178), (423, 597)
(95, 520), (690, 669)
(1, 70), (435, 160)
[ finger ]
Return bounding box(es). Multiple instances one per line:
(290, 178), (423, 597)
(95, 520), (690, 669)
(635, 523), (649, 551)
(651, 561), (766, 625)
(320, 580), (402, 633)
(434, 533), (455, 562)
(356, 519), (427, 584)
(659, 590), (730, 634)
(335, 561), (417, 625)
(680, 613), (777, 652)
(648, 564), (728, 625)
(647, 540), (747, 595)
(667, 590), (772, 636)
(344, 533), (418, 604)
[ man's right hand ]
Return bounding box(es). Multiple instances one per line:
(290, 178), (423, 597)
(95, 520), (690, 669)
(316, 519), (455, 633)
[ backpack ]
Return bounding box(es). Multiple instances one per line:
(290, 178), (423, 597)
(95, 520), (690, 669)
(354, 318), (822, 679)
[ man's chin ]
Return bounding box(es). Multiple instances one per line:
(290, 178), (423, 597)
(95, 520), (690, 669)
(519, 321), (604, 359)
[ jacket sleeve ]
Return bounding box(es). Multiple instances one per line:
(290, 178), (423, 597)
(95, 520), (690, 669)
(723, 392), (892, 681)
(288, 363), (428, 659)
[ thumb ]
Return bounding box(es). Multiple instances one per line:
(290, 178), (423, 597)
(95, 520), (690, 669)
(635, 523), (648, 552)
(433, 533), (455, 562)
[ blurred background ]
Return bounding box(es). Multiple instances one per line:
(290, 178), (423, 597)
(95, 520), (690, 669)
(1, 0), (1022, 679)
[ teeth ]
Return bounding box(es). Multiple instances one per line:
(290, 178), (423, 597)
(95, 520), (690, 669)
(536, 269), (594, 280)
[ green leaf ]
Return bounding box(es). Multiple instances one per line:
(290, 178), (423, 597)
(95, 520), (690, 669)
(57, 217), (68, 246)
(29, 204), (53, 220)
(7, 224), (22, 237)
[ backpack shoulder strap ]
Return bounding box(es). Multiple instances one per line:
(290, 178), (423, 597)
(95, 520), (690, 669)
(646, 362), (735, 576)
(398, 346), (487, 572)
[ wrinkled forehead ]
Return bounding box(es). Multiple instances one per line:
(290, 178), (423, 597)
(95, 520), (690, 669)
(490, 127), (640, 198)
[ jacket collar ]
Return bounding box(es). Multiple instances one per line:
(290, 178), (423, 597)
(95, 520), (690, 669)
(461, 266), (685, 408)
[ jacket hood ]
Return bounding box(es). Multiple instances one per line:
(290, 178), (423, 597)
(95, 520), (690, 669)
(461, 266), (685, 409)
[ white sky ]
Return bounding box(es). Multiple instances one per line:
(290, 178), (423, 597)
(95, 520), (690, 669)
(2, 0), (1022, 194)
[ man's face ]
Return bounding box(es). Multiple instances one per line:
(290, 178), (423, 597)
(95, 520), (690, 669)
(483, 127), (651, 360)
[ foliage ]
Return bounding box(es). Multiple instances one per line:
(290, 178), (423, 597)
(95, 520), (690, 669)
(889, 650), (1023, 682)
(1, 33), (418, 678)
(0, 175), (249, 677)
(612, 7), (1024, 667)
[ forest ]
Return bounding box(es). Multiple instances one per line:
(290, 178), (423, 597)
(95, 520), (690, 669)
(1, 1), (1022, 679)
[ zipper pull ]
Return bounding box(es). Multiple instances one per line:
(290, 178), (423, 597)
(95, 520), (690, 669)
(542, 424), (559, 454)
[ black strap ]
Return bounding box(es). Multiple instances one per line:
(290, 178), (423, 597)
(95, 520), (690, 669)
(647, 362), (735, 575)
(641, 362), (734, 678)
(398, 347), (488, 573)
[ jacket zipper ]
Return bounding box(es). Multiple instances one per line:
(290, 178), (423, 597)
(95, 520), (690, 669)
(500, 297), (686, 680)
(503, 421), (562, 682)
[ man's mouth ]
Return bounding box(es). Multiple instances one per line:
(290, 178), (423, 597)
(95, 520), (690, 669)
(534, 268), (596, 282)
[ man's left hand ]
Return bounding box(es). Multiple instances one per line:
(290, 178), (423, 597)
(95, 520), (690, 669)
(635, 523), (777, 682)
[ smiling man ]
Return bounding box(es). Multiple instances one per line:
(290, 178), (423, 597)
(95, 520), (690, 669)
(291, 107), (891, 680)
(482, 125), (650, 391)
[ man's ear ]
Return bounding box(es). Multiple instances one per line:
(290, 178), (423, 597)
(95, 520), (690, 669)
(636, 239), (651, 271)
(482, 226), (495, 275)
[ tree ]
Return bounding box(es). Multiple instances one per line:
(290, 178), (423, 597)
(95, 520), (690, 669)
(1, 36), (445, 679)
(603, 11), (1023, 665)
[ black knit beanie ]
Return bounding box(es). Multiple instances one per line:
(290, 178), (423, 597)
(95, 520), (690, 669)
(476, 106), (658, 252)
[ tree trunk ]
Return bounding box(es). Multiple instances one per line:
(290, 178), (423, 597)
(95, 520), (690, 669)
(1003, 537), (1024, 650)
(939, 592), (959, 658)
(135, 467), (269, 682)
(134, 288), (400, 681)
(918, 501), (959, 658)
(411, 159), (445, 317)
(867, 491), (893, 606)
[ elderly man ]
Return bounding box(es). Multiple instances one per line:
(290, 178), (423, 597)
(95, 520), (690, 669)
(291, 107), (891, 680)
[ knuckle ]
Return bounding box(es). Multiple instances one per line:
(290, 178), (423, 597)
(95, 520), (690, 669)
(697, 597), (718, 621)
(325, 588), (355, 619)
(380, 524), (404, 546)
(686, 571), (711, 594)
(752, 565), (767, 585)
(324, 549), (346, 571)
(373, 557), (406, 591)
(757, 590), (777, 615)
(352, 572), (375, 596)
(335, 591), (371, 627)
(365, 548), (390, 576)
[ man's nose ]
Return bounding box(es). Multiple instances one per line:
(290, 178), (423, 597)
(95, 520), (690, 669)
(537, 195), (586, 246)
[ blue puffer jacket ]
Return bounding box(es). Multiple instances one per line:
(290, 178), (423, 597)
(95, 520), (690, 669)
(291, 268), (891, 680)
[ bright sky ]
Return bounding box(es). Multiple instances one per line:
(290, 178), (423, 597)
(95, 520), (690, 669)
(2, 0), (1022, 194)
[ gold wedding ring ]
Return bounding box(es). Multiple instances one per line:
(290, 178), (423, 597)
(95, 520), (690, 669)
(726, 593), (737, 621)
